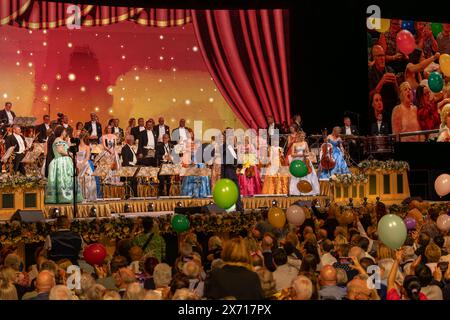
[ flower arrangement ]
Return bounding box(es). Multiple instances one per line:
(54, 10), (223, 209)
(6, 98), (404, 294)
(358, 160), (410, 172)
(0, 174), (47, 191)
(329, 173), (368, 185)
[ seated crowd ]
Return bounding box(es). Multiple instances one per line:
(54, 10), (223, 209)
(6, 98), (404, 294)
(1, 205), (449, 301)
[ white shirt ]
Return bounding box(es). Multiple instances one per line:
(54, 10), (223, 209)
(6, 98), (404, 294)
(377, 121), (382, 131)
(321, 252), (337, 267)
(139, 126), (145, 132)
(145, 130), (155, 149)
(13, 133), (25, 154)
(179, 127), (187, 141)
(114, 127), (120, 134)
(163, 143), (170, 156)
(6, 110), (13, 124)
(129, 144), (137, 165)
(268, 123), (275, 136)
(62, 124), (68, 129)
(345, 126), (352, 135)
(91, 121), (97, 136)
(158, 125), (166, 142)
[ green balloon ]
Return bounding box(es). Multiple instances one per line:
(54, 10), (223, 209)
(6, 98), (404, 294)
(289, 160), (308, 178)
(431, 23), (443, 38)
(213, 178), (239, 209)
(171, 214), (190, 233)
(377, 214), (407, 249)
(429, 72), (444, 93)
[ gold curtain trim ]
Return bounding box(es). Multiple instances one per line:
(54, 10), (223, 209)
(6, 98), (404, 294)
(136, 16), (192, 27)
(0, 0), (32, 25)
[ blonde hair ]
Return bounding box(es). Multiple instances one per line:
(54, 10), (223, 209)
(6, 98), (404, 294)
(425, 243), (441, 263)
(377, 243), (396, 260)
(0, 277), (18, 300)
(399, 82), (411, 102)
(440, 104), (450, 127)
(221, 237), (252, 267)
(208, 236), (223, 251)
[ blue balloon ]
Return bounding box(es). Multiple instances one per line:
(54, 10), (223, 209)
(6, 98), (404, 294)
(401, 20), (415, 35)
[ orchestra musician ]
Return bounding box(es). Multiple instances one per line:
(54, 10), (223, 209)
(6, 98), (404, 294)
(171, 118), (191, 145)
(5, 125), (28, 175)
(341, 116), (360, 163)
(131, 117), (145, 141)
(265, 115), (283, 146)
(120, 135), (139, 197)
(156, 133), (174, 196)
(155, 117), (171, 143)
(0, 102), (16, 135)
(84, 112), (102, 143)
(137, 119), (157, 167)
(318, 127), (350, 180)
(62, 114), (73, 138)
(35, 115), (51, 143)
(370, 113), (389, 136)
(125, 118), (136, 137)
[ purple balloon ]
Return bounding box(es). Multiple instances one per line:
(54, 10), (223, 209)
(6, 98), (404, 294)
(404, 217), (417, 230)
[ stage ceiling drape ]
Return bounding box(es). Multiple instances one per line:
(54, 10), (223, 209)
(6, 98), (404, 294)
(0, 1), (290, 129)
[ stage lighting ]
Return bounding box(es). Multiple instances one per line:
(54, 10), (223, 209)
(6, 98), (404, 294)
(50, 208), (60, 219)
(148, 203), (154, 212)
(271, 200), (278, 207)
(176, 201), (183, 208)
(124, 204), (131, 213)
(90, 206), (97, 218)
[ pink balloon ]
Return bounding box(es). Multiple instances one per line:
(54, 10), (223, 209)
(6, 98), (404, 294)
(437, 214), (450, 231)
(286, 205), (306, 226)
(434, 174), (450, 197)
(396, 30), (416, 55)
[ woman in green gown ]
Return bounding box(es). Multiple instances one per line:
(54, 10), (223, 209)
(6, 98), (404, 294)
(45, 126), (83, 204)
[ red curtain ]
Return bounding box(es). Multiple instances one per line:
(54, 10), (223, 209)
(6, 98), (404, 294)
(192, 9), (290, 129)
(0, 1), (191, 29)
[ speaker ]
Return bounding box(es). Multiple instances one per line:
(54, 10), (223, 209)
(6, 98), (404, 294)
(10, 210), (45, 223)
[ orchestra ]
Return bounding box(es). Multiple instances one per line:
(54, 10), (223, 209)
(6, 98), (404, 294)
(1, 101), (438, 203)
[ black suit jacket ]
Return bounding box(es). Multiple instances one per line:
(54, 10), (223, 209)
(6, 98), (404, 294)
(341, 125), (359, 136)
(113, 127), (124, 137)
(84, 121), (102, 139)
(156, 142), (174, 166)
(370, 121), (389, 135)
(0, 109), (16, 126)
(5, 133), (26, 153)
(35, 123), (50, 143)
(131, 126), (145, 141)
(153, 125), (171, 141)
(120, 144), (137, 167)
(137, 129), (157, 156)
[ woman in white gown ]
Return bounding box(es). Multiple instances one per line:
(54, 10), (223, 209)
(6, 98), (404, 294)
(288, 131), (320, 196)
(76, 133), (99, 202)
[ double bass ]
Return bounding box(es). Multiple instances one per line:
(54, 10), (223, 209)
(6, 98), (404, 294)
(320, 129), (336, 170)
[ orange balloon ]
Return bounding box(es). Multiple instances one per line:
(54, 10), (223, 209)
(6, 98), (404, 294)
(268, 207), (286, 229)
(439, 54), (450, 77)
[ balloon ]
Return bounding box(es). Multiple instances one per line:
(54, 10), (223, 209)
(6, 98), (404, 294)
(213, 178), (239, 209)
(268, 207), (286, 229)
(439, 54), (450, 77)
(431, 23), (443, 38)
(434, 174), (450, 197)
(377, 214), (407, 249)
(171, 214), (190, 233)
(83, 243), (107, 266)
(404, 217), (417, 230)
(437, 214), (450, 231)
(396, 30), (416, 55)
(401, 20), (415, 34)
(376, 18), (390, 33)
(289, 160), (308, 178)
(286, 205), (306, 226)
(407, 208), (424, 227)
(428, 72), (444, 93)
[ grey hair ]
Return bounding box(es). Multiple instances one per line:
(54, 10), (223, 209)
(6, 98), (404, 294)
(292, 275), (313, 300)
(123, 282), (145, 300)
(153, 263), (172, 288)
(49, 285), (74, 300)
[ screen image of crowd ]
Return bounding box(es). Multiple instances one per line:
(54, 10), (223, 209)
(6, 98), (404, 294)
(368, 19), (450, 142)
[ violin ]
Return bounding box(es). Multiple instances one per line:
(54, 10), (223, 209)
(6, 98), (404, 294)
(320, 129), (336, 170)
(303, 149), (312, 175)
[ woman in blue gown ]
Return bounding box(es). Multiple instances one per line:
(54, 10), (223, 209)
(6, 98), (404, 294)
(180, 135), (211, 198)
(45, 126), (83, 204)
(319, 127), (350, 180)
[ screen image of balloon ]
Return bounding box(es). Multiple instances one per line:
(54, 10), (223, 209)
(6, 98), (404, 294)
(0, 22), (245, 131)
(367, 19), (450, 142)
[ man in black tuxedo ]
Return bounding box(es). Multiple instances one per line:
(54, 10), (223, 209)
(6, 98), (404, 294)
(35, 115), (51, 143)
(84, 113), (102, 143)
(137, 119), (157, 167)
(131, 117), (145, 141)
(0, 102), (16, 135)
(370, 113), (390, 136)
(265, 115), (284, 147)
(112, 118), (124, 140)
(5, 125), (27, 175)
(220, 129), (243, 212)
(154, 117), (171, 143)
(120, 135), (139, 197)
(156, 134), (174, 196)
(62, 115), (73, 138)
(341, 116), (361, 162)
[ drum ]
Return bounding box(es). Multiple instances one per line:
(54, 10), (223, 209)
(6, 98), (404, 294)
(364, 136), (394, 155)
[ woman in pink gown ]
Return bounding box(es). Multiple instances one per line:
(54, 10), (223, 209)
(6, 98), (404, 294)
(237, 137), (262, 196)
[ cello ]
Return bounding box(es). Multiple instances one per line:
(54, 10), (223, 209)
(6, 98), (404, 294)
(320, 129), (336, 170)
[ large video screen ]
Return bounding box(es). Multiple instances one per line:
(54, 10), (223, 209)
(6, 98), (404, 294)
(367, 19), (450, 142)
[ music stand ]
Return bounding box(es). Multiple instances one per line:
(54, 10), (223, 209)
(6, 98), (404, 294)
(113, 166), (138, 198)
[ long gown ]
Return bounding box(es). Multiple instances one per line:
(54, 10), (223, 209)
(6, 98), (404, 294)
(103, 137), (121, 185)
(237, 146), (262, 196)
(262, 146), (289, 194)
(180, 142), (211, 198)
(76, 150), (100, 202)
(45, 140), (83, 204)
(289, 145), (320, 196)
(318, 138), (350, 180)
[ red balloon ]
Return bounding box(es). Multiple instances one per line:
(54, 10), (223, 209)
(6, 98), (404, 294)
(396, 30), (416, 55)
(83, 243), (107, 265)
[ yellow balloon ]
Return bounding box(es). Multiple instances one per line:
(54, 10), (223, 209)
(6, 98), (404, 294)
(376, 18), (390, 33)
(268, 207), (286, 229)
(439, 54), (450, 77)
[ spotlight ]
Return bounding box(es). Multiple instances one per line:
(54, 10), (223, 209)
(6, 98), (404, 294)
(271, 200), (278, 207)
(124, 204), (131, 213)
(148, 203), (154, 212)
(90, 207), (97, 218)
(176, 201), (183, 208)
(51, 208), (60, 219)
